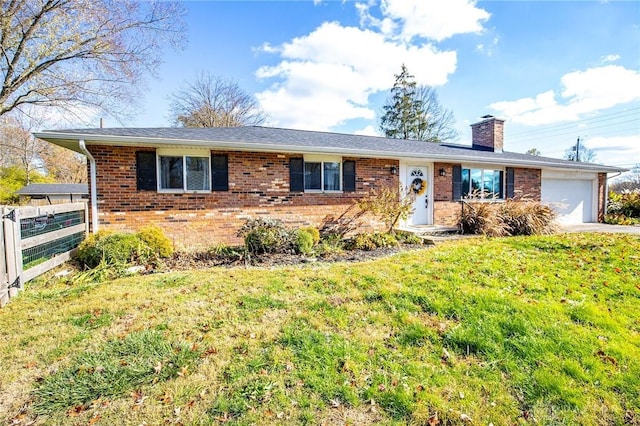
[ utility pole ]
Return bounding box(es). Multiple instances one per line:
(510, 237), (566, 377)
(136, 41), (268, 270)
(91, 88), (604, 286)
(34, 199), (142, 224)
(575, 136), (581, 162)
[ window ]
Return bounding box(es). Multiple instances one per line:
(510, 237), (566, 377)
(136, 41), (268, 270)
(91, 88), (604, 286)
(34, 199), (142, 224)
(291, 158), (355, 193)
(301, 158), (341, 191)
(159, 154), (210, 192)
(461, 168), (503, 199)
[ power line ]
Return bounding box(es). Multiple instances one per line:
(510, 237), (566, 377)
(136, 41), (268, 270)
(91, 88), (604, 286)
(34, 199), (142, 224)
(509, 118), (640, 145)
(506, 107), (640, 139)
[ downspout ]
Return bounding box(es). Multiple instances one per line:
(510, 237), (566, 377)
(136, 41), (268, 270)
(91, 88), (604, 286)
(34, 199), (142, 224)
(604, 172), (622, 218)
(78, 139), (99, 233)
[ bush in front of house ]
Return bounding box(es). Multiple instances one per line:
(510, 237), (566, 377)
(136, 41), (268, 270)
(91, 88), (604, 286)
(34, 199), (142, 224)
(498, 200), (557, 236)
(299, 226), (320, 246)
(137, 225), (174, 258)
(76, 231), (152, 269)
(458, 200), (556, 237)
(346, 232), (398, 251)
(458, 202), (506, 236)
(294, 229), (315, 255)
(239, 218), (295, 254)
(605, 190), (640, 225)
(76, 226), (174, 270)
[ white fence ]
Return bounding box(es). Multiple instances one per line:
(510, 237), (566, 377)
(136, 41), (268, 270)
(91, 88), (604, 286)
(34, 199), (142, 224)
(1, 202), (88, 307)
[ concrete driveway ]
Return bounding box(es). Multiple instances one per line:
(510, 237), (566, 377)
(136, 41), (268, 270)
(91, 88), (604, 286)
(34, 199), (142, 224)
(559, 223), (640, 234)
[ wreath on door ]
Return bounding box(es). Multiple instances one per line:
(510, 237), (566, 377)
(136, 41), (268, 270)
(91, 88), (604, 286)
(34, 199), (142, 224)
(411, 177), (427, 196)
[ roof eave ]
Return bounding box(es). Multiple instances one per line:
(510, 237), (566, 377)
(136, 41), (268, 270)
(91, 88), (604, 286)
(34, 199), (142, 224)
(33, 131), (627, 174)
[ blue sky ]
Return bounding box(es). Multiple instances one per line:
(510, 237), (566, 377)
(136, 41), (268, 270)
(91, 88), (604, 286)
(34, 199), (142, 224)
(126, 0), (639, 172)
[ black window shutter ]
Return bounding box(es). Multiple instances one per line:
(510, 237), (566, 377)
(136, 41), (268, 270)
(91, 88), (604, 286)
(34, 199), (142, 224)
(290, 158), (304, 192)
(452, 164), (462, 200)
(211, 154), (228, 191)
(506, 167), (515, 199)
(136, 151), (157, 191)
(343, 160), (356, 192)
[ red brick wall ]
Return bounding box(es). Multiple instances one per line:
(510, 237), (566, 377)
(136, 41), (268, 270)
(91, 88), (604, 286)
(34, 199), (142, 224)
(88, 145), (397, 248)
(513, 168), (541, 201)
(430, 163), (542, 226)
(597, 173), (606, 222)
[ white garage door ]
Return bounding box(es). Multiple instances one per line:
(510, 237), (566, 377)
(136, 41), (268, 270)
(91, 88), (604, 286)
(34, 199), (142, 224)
(542, 178), (594, 224)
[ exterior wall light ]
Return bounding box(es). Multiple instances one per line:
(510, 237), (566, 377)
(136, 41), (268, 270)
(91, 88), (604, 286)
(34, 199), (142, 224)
(439, 168), (447, 177)
(390, 166), (398, 175)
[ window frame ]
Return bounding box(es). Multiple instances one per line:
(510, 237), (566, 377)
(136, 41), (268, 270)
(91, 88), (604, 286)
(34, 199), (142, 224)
(303, 155), (343, 193)
(156, 149), (212, 193)
(461, 166), (505, 200)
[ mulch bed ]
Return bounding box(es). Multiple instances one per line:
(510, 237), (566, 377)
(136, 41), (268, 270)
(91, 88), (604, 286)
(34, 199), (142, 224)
(163, 244), (429, 271)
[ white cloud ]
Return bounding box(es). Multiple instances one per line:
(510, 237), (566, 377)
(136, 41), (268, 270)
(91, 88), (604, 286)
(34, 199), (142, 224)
(601, 54), (620, 63)
(489, 65), (640, 126)
(256, 21), (456, 130)
(254, 0), (491, 131)
(379, 0), (490, 42)
(354, 125), (379, 136)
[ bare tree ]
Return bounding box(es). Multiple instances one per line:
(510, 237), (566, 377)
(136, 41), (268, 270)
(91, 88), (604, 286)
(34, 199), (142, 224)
(40, 144), (87, 183)
(169, 73), (267, 128)
(414, 86), (459, 142)
(0, 0), (186, 123)
(610, 164), (640, 192)
(0, 117), (45, 184)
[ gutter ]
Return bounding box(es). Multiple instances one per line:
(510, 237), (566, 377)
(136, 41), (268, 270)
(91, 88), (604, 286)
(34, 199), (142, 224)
(34, 131), (628, 174)
(78, 139), (98, 233)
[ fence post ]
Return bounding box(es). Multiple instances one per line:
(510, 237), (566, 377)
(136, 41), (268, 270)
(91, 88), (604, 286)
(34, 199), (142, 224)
(3, 207), (23, 298)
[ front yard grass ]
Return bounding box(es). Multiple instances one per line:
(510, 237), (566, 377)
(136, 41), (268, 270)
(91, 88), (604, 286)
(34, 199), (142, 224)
(0, 233), (638, 425)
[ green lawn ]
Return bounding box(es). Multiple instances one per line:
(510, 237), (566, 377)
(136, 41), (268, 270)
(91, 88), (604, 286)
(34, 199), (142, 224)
(1, 233), (639, 425)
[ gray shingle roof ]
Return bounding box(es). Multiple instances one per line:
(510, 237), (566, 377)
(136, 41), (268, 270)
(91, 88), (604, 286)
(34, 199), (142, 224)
(17, 183), (88, 195)
(34, 126), (626, 173)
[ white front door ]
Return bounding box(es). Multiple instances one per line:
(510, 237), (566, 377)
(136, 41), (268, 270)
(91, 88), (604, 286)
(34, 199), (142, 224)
(407, 166), (430, 226)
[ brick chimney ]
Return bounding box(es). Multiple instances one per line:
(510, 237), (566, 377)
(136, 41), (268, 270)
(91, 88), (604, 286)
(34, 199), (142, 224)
(471, 115), (504, 153)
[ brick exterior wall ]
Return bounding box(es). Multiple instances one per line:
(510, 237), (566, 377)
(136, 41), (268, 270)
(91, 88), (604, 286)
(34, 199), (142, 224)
(430, 163), (542, 227)
(88, 145), (397, 248)
(597, 173), (606, 221)
(513, 168), (541, 201)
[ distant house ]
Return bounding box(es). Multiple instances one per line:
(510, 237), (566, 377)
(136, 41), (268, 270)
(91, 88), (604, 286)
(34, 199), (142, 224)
(34, 116), (625, 248)
(16, 183), (88, 205)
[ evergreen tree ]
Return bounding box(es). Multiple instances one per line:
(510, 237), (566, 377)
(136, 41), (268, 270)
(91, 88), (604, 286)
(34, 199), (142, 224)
(379, 64), (458, 142)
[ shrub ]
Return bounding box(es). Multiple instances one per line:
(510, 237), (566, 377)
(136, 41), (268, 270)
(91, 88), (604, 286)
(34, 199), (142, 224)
(607, 190), (640, 219)
(357, 185), (415, 233)
(76, 232), (152, 268)
(458, 202), (506, 236)
(394, 231), (423, 245)
(498, 200), (557, 236)
(238, 218), (294, 254)
(136, 225), (173, 258)
(458, 200), (556, 237)
(299, 226), (320, 245)
(347, 232), (398, 251)
(295, 229), (314, 255)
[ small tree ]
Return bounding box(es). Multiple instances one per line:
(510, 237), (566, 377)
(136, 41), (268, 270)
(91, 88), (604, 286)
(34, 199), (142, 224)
(379, 64), (458, 142)
(526, 148), (541, 156)
(357, 185), (415, 233)
(169, 73), (267, 128)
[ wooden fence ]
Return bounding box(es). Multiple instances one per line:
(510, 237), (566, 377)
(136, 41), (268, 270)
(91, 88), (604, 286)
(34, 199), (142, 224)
(1, 202), (88, 307)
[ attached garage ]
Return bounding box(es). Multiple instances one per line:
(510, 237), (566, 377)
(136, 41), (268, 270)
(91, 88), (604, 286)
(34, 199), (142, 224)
(542, 171), (597, 224)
